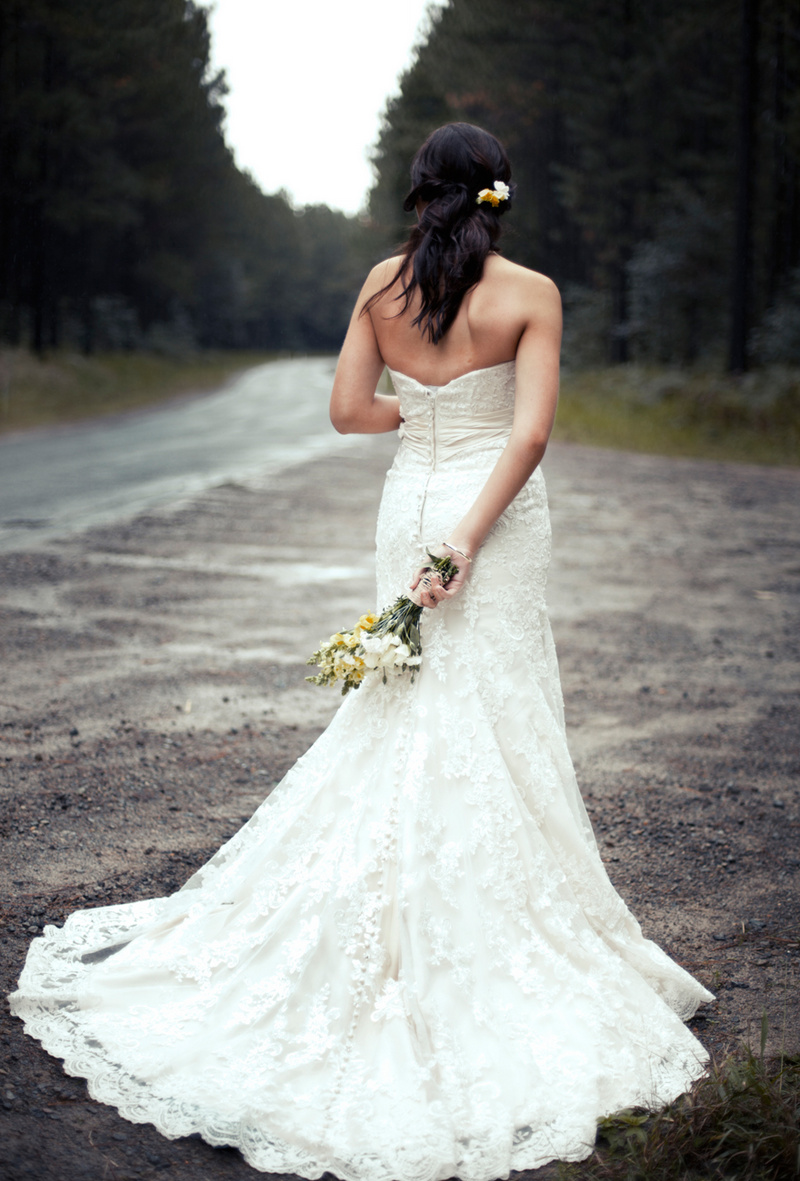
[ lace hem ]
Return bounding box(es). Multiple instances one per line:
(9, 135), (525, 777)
(12, 933), (709, 1181)
(9, 363), (714, 1180)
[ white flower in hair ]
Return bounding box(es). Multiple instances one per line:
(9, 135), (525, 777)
(476, 180), (510, 207)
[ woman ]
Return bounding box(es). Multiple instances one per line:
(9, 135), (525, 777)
(10, 124), (712, 1180)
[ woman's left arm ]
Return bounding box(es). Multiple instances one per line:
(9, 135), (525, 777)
(411, 275), (561, 608)
(445, 275), (562, 559)
(330, 265), (402, 435)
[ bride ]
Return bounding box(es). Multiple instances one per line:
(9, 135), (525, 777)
(10, 123), (712, 1180)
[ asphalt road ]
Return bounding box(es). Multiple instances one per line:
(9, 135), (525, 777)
(0, 356), (353, 553)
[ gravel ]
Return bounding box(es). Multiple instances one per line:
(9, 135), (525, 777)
(1, 436), (798, 1181)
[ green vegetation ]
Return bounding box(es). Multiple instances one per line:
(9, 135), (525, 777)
(555, 366), (800, 466)
(3, 349), (797, 468)
(0, 348), (278, 434)
(4, 0), (799, 449)
(371, 0), (800, 372)
(557, 1043), (800, 1181)
(0, 1), (379, 356)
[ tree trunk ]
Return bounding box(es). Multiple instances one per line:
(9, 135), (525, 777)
(766, 11), (800, 308)
(48, 297), (59, 349)
(31, 213), (46, 357)
(609, 0), (633, 364)
(728, 0), (759, 374)
(610, 261), (629, 364)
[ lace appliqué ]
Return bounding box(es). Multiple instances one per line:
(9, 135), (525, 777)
(9, 363), (713, 1181)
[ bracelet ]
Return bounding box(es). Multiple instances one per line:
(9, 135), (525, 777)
(443, 541), (473, 563)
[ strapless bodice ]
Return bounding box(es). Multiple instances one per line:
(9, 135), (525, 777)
(388, 361), (515, 469)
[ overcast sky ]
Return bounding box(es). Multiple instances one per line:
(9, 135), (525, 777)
(207, 0), (445, 215)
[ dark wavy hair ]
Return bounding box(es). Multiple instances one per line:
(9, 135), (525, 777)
(363, 123), (514, 344)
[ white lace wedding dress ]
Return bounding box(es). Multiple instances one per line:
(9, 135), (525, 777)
(10, 361), (713, 1180)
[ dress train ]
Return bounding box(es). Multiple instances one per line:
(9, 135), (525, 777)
(10, 362), (712, 1180)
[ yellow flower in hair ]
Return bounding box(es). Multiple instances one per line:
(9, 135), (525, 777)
(476, 180), (510, 207)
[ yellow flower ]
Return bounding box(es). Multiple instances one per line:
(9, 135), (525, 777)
(358, 613), (379, 630)
(476, 181), (509, 208)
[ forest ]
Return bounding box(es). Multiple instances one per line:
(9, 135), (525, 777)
(371, 0), (800, 372)
(1, 0), (799, 375)
(0, 0), (375, 355)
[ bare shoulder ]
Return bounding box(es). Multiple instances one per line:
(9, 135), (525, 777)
(481, 256), (561, 337)
(362, 256), (404, 298)
(486, 255), (560, 304)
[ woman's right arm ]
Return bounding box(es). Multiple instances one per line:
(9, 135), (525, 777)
(330, 264), (402, 435)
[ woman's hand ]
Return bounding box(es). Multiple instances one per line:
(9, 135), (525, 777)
(407, 543), (472, 609)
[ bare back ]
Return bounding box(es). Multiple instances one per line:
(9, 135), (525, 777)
(366, 253), (556, 385)
(329, 247), (560, 442)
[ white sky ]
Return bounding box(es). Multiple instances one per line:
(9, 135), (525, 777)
(207, 0), (446, 214)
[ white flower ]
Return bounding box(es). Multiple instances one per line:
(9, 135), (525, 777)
(476, 180), (510, 207)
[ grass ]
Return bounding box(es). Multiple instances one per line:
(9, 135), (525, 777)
(0, 348), (279, 434)
(556, 1018), (800, 1181)
(555, 365), (800, 466)
(2, 350), (798, 468)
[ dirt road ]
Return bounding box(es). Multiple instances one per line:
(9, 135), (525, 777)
(1, 434), (798, 1181)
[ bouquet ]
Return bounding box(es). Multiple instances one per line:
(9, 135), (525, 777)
(306, 553), (457, 694)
